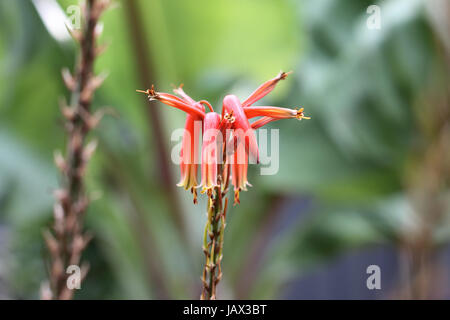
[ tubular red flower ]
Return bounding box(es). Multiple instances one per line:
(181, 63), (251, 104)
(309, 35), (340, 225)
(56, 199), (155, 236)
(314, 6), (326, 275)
(200, 112), (222, 194)
(222, 95), (259, 164)
(173, 86), (205, 203)
(244, 106), (310, 120)
(177, 113), (203, 203)
(137, 85), (205, 118)
(231, 140), (251, 205)
(242, 71), (291, 107)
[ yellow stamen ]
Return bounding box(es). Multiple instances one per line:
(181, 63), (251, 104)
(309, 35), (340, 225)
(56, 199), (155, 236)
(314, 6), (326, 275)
(233, 190), (240, 205)
(279, 70), (293, 80)
(136, 85), (157, 98)
(224, 111), (235, 123)
(297, 108), (311, 120)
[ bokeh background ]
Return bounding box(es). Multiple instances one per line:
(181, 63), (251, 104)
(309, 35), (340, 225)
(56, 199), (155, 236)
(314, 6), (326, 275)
(0, 0), (449, 299)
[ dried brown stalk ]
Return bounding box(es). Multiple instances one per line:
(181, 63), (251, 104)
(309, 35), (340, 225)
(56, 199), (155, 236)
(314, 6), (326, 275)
(399, 39), (450, 299)
(41, 0), (110, 300)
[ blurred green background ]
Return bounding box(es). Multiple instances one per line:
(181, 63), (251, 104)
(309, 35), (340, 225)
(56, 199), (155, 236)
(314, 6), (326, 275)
(0, 0), (449, 299)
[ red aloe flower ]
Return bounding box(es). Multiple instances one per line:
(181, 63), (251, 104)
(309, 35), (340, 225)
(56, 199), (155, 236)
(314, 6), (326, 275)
(137, 71), (309, 205)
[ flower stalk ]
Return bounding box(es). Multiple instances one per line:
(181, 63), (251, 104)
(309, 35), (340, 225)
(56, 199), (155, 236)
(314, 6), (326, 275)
(201, 163), (229, 300)
(41, 0), (110, 300)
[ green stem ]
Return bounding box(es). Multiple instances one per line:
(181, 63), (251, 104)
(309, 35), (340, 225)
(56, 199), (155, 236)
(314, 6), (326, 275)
(201, 171), (228, 299)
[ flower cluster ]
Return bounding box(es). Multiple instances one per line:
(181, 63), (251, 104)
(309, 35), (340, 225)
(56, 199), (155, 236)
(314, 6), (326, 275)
(137, 71), (309, 205)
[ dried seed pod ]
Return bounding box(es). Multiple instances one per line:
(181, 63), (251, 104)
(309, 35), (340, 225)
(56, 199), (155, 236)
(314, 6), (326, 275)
(82, 139), (98, 161)
(53, 150), (67, 173)
(61, 68), (76, 91)
(65, 24), (82, 43)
